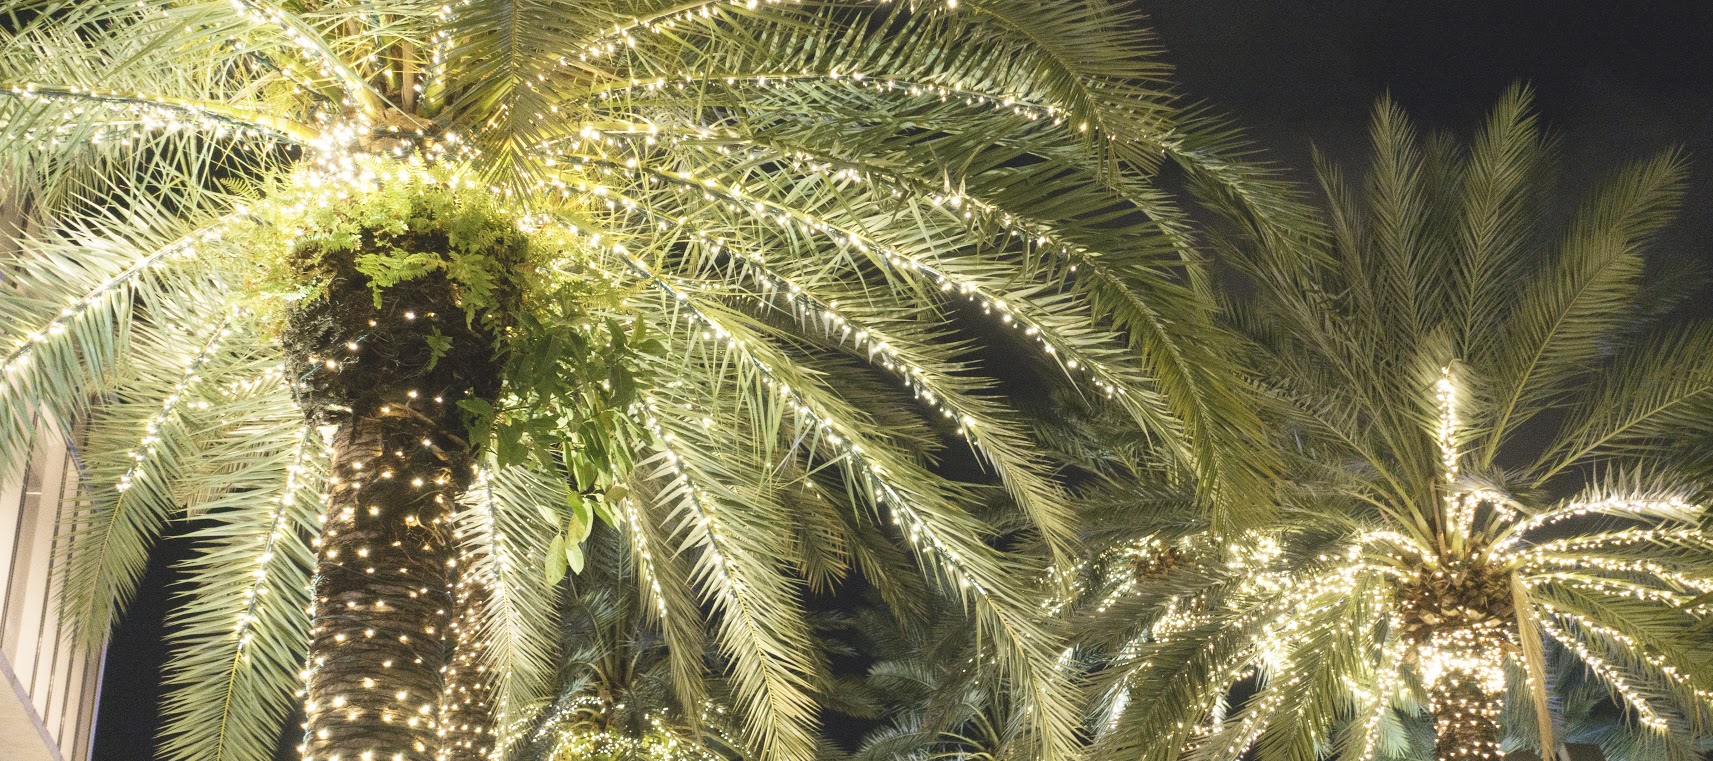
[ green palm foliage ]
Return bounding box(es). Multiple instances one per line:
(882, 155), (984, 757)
(846, 602), (1026, 761)
(0, 2), (1287, 760)
(494, 522), (748, 761)
(1081, 87), (1713, 761)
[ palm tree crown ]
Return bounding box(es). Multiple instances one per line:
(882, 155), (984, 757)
(0, 2), (1289, 761)
(1081, 88), (1713, 761)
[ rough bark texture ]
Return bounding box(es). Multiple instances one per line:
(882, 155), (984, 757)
(285, 217), (512, 760)
(1430, 674), (1503, 761)
(304, 413), (469, 761)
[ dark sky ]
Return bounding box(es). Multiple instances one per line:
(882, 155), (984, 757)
(1146, 0), (1713, 284)
(92, 2), (1713, 759)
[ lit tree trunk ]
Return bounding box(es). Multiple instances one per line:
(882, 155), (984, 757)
(285, 218), (511, 760)
(304, 411), (469, 761)
(1429, 673), (1503, 761)
(1400, 561), (1515, 761)
(440, 573), (498, 759)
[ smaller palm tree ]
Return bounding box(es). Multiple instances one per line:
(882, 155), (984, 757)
(1083, 87), (1713, 761)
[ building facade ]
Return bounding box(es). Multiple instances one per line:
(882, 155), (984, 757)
(0, 419), (103, 761)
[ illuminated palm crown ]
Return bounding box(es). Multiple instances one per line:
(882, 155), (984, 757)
(1080, 88), (1713, 761)
(0, 2), (1290, 760)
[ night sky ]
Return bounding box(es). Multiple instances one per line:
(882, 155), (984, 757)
(91, 2), (1713, 759)
(1145, 0), (1713, 303)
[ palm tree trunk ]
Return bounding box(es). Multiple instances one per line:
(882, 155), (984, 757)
(286, 244), (511, 760)
(1430, 673), (1503, 761)
(303, 410), (470, 761)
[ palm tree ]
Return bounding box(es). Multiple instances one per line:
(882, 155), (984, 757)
(1082, 87), (1713, 761)
(0, 2), (1289, 760)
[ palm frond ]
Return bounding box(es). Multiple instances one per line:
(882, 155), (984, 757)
(1487, 149), (1687, 464)
(1532, 324), (1713, 483)
(159, 401), (326, 761)
(1450, 84), (1542, 371)
(459, 464), (570, 750)
(56, 289), (251, 643)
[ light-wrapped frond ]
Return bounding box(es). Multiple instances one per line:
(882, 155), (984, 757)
(1081, 518), (1404, 761)
(619, 248), (938, 461)
(0, 8), (313, 199)
(757, 282), (1078, 554)
(601, 116), (1201, 300)
(439, 0), (600, 190)
(621, 468), (715, 717)
(159, 394), (327, 761)
(1118, 539), (1370, 761)
(1221, 582), (1386, 761)
(0, 79), (313, 146)
(1076, 540), (1254, 754)
(571, 145), (1190, 456)
(1533, 583), (1713, 673)
(1549, 669), (1705, 761)
(570, 0), (1172, 148)
(1337, 621), (1414, 761)
(824, 485), (935, 624)
(581, 77), (1194, 255)
(0, 203), (232, 486)
(1497, 481), (1705, 550)
(586, 176), (1081, 554)
(621, 301), (843, 759)
(59, 299), (256, 643)
(627, 252), (1087, 759)
(1534, 593), (1713, 735)
(22, 0), (443, 119)
(649, 0), (1295, 245)
(458, 464), (571, 750)
(1091, 608), (1268, 761)
(219, 0), (399, 109)
(1527, 556), (1710, 613)
(1520, 484), (1713, 737)
(633, 400), (822, 761)
(1517, 526), (1713, 559)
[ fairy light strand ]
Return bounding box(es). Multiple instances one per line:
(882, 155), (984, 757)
(2, 220), (227, 375)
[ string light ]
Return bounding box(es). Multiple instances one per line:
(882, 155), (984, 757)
(115, 310), (237, 494)
(536, 700), (734, 761)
